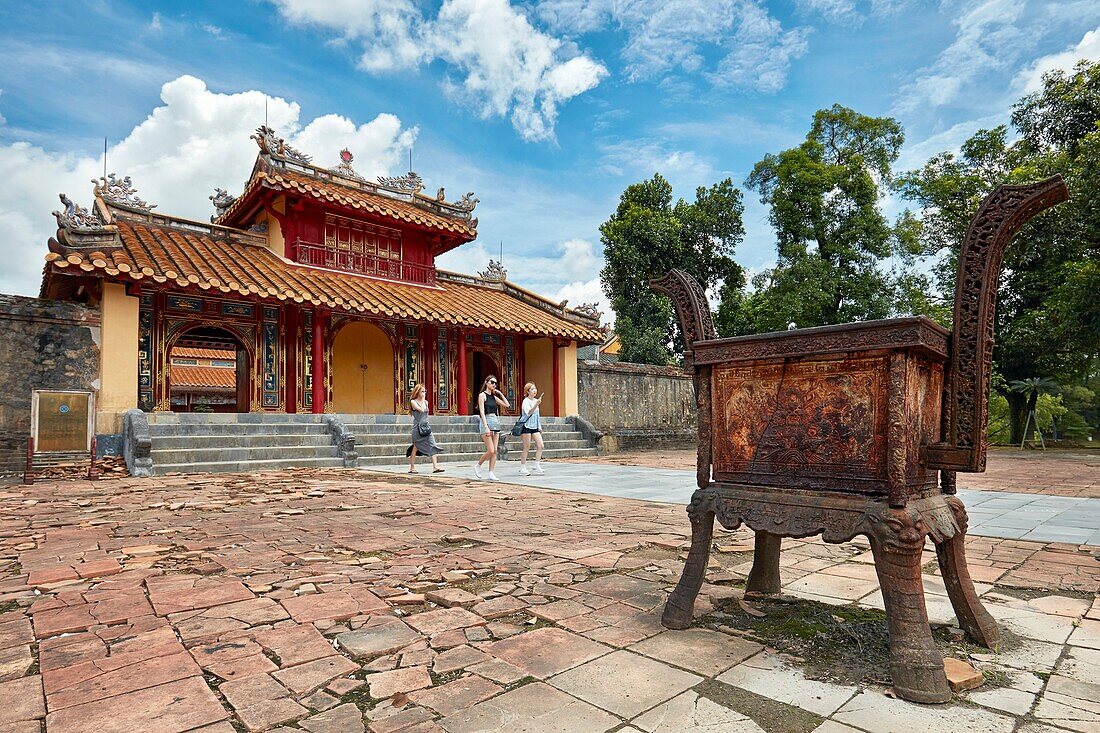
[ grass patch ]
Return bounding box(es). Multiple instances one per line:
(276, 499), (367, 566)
(504, 675), (538, 691)
(0, 600), (20, 614)
(262, 649), (282, 667)
(622, 544), (681, 563)
(696, 679), (823, 733)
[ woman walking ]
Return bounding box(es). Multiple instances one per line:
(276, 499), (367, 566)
(475, 374), (509, 481)
(518, 382), (544, 476)
(407, 383), (444, 474)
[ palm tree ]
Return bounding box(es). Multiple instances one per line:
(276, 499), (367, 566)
(1008, 377), (1058, 446)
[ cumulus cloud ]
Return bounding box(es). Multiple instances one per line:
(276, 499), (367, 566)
(269, 0), (606, 142)
(536, 0), (810, 92)
(0, 75), (415, 296)
(895, 0), (1027, 113)
(793, 0), (860, 23)
(599, 139), (714, 186)
(1015, 25), (1100, 93)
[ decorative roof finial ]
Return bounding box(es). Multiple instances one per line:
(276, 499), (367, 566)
(574, 303), (602, 320)
(251, 125), (312, 165)
(332, 148), (365, 181)
(454, 192), (479, 212)
(209, 188), (237, 221)
(52, 193), (108, 233)
(93, 173), (155, 213)
(377, 171), (424, 193)
(479, 259), (507, 282)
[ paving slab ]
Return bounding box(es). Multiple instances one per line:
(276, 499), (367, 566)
(549, 649), (701, 718)
(631, 691), (764, 732)
(483, 627), (610, 679)
(717, 652), (858, 717)
(438, 681), (620, 733)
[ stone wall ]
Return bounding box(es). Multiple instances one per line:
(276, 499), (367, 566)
(0, 295), (101, 474)
(577, 360), (696, 451)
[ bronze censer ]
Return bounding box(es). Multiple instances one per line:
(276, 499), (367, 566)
(652, 176), (1068, 703)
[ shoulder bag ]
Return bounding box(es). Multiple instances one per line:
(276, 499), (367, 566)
(511, 413), (530, 436)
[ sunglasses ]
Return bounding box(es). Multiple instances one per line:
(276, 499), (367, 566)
(488, 380), (497, 385)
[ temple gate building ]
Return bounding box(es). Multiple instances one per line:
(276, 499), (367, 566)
(40, 126), (602, 441)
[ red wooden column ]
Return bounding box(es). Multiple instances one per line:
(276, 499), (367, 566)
(552, 338), (560, 417)
(457, 330), (468, 415)
(284, 306), (298, 413)
(311, 309), (326, 414)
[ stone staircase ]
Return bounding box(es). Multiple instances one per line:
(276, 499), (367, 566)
(346, 415), (599, 466)
(143, 413), (597, 475)
(147, 413), (345, 474)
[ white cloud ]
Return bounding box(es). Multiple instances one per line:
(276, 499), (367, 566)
(269, 0), (606, 142)
(710, 2), (810, 92)
(536, 0), (809, 92)
(599, 139), (714, 186)
(271, 0), (427, 71)
(895, 113), (1008, 171)
(1015, 25), (1100, 93)
(794, 0), (860, 23)
(555, 277), (612, 324)
(0, 75), (415, 296)
(895, 0), (1027, 113)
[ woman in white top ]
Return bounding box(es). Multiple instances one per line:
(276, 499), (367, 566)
(518, 382), (545, 475)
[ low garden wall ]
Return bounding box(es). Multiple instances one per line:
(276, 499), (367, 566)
(577, 360), (696, 451)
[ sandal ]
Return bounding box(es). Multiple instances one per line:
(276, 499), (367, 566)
(433, 468), (445, 473)
(408, 469), (418, 474)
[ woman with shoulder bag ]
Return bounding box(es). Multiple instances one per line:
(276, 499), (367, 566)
(517, 382), (544, 475)
(407, 383), (444, 474)
(474, 374), (509, 481)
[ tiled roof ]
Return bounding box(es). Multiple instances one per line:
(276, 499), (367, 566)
(220, 166), (477, 241)
(172, 348), (235, 359)
(170, 365), (236, 389)
(46, 218), (601, 342)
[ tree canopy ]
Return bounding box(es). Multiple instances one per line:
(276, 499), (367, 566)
(895, 60), (1100, 443)
(600, 173), (744, 364)
(720, 105), (923, 335)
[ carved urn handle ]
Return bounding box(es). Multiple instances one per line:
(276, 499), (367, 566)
(924, 175), (1069, 472)
(649, 269), (717, 367)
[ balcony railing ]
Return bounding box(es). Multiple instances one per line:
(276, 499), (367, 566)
(294, 240), (436, 286)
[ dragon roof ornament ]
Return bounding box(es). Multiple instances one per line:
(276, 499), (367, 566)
(94, 174), (155, 213)
(209, 188), (237, 221)
(479, 258), (507, 282)
(377, 170), (424, 193)
(574, 302), (602, 320)
(453, 192), (479, 212)
(252, 125), (312, 165)
(53, 194), (109, 233)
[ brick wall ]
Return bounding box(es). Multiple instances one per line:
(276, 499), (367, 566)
(0, 294), (100, 474)
(577, 360), (696, 450)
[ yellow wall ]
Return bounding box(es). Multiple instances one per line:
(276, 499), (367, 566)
(262, 210), (284, 258)
(524, 338), (555, 416)
(331, 321), (395, 413)
(559, 341), (579, 416)
(97, 282), (139, 432)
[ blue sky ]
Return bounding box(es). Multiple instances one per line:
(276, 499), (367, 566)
(2, 0), (1098, 315)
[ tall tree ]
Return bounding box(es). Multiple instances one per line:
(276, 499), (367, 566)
(600, 174), (744, 364)
(895, 60), (1100, 443)
(731, 105), (910, 333)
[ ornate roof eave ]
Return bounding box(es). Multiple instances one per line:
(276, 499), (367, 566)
(436, 269), (602, 333)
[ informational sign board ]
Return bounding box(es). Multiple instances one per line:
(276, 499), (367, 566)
(31, 390), (94, 452)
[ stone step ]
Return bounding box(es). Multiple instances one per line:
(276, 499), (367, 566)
(344, 425), (580, 437)
(155, 457), (348, 474)
(151, 434), (334, 450)
(357, 446), (598, 466)
(349, 429), (588, 443)
(150, 445), (340, 463)
(149, 423), (332, 437)
(354, 438), (593, 455)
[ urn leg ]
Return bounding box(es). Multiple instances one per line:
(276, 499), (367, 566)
(936, 497), (1001, 648)
(745, 531), (782, 595)
(663, 493), (714, 630)
(869, 515), (951, 704)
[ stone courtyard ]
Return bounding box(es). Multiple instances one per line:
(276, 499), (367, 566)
(1, 456), (1098, 733)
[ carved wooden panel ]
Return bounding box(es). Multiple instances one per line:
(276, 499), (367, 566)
(905, 356), (944, 495)
(711, 356), (889, 494)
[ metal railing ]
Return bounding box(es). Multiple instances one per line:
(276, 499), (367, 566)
(294, 240), (436, 285)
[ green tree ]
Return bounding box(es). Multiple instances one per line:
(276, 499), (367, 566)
(731, 105), (912, 333)
(600, 174), (744, 364)
(895, 60), (1100, 444)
